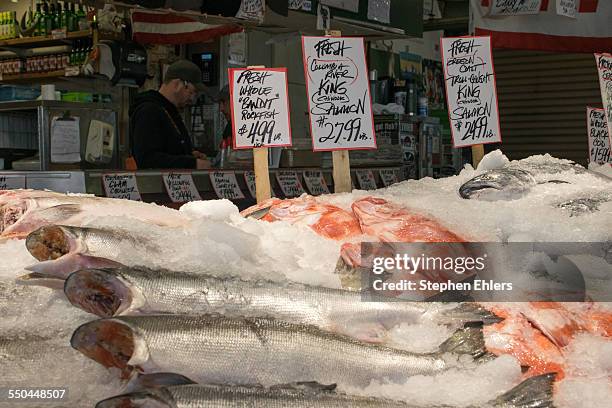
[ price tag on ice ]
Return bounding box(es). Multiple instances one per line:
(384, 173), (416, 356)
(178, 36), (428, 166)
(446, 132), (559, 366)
(102, 173), (141, 201)
(244, 171), (256, 198)
(302, 36), (376, 151)
(587, 107), (612, 165)
(162, 172), (201, 203)
(229, 67), (292, 149)
(595, 53), (612, 141)
(355, 170), (377, 190)
(0, 174), (26, 190)
(379, 169), (399, 187)
(276, 171), (305, 198)
(209, 171), (245, 200)
(303, 170), (330, 195)
(441, 36), (502, 148)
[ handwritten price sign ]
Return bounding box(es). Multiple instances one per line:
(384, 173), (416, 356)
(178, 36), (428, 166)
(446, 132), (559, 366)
(595, 53), (612, 142)
(102, 173), (141, 201)
(162, 173), (201, 203)
(210, 171), (245, 200)
(489, 0), (542, 15)
(276, 171), (305, 198)
(379, 169), (399, 187)
(244, 171), (256, 198)
(355, 170), (377, 190)
(0, 175), (26, 190)
(587, 108), (612, 165)
(302, 36), (376, 151)
(229, 68), (292, 149)
(303, 170), (330, 195)
(441, 36), (502, 148)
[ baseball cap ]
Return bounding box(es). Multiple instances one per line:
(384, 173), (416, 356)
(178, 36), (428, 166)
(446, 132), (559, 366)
(165, 60), (207, 92)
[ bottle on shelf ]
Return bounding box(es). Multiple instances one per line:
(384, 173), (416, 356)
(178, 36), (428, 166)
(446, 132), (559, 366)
(0, 12), (7, 40)
(10, 11), (18, 39)
(43, 2), (52, 36)
(34, 2), (43, 37)
(77, 2), (88, 31)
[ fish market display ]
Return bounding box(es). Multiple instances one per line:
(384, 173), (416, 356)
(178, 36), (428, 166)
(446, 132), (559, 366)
(71, 315), (487, 387)
(95, 372), (556, 408)
(63, 266), (498, 342)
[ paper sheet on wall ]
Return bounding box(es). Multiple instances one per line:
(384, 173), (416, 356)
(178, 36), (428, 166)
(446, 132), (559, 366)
(489, 0), (542, 15)
(557, 0), (577, 18)
(51, 117), (81, 163)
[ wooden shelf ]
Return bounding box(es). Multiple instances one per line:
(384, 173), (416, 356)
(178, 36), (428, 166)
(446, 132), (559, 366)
(0, 30), (91, 49)
(1, 70), (67, 83)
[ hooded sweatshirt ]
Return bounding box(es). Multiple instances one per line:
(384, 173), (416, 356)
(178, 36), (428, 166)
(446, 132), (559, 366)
(129, 90), (196, 169)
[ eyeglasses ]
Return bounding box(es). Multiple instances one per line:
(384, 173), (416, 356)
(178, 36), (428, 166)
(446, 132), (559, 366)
(183, 80), (197, 93)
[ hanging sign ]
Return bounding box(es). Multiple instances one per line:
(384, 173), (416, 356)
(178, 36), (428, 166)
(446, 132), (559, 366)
(162, 172), (201, 203)
(355, 169), (377, 190)
(209, 171), (245, 200)
(244, 171), (257, 198)
(102, 173), (141, 201)
(276, 171), (305, 198)
(556, 0), (577, 18)
(489, 0), (542, 15)
(587, 107), (612, 165)
(0, 175), (26, 190)
(303, 170), (330, 195)
(595, 53), (612, 141)
(302, 36), (376, 151)
(229, 67), (292, 149)
(379, 169), (399, 187)
(441, 36), (502, 148)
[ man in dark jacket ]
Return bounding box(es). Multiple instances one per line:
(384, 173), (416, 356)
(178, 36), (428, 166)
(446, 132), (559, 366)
(130, 60), (210, 169)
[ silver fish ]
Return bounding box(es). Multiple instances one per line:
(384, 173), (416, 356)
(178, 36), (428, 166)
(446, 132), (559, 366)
(95, 372), (556, 408)
(556, 193), (612, 216)
(63, 267), (500, 342)
(71, 315), (487, 388)
(459, 168), (538, 201)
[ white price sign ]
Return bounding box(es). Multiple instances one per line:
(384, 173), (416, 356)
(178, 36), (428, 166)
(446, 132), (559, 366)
(302, 36), (376, 151)
(595, 53), (612, 141)
(379, 169), (399, 187)
(276, 171), (305, 198)
(441, 36), (502, 148)
(229, 68), (292, 149)
(102, 173), (141, 201)
(0, 175), (26, 190)
(244, 171), (256, 198)
(356, 170), (377, 190)
(162, 173), (201, 203)
(209, 171), (245, 200)
(303, 170), (330, 195)
(557, 0), (577, 18)
(587, 107), (612, 165)
(490, 0), (542, 15)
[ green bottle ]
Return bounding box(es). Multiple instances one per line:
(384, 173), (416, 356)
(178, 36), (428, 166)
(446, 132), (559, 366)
(34, 3), (43, 37)
(43, 2), (53, 35)
(10, 11), (18, 39)
(77, 2), (87, 31)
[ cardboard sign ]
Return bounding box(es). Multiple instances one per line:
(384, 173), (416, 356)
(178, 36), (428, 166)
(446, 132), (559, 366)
(303, 170), (330, 195)
(229, 68), (292, 149)
(379, 169), (399, 187)
(162, 173), (201, 203)
(490, 0), (542, 15)
(595, 53), (612, 141)
(244, 171), (256, 198)
(587, 107), (612, 164)
(355, 170), (377, 190)
(102, 173), (141, 201)
(209, 171), (245, 200)
(302, 36), (376, 151)
(276, 171), (305, 198)
(441, 36), (502, 148)
(557, 0), (577, 18)
(0, 175), (26, 190)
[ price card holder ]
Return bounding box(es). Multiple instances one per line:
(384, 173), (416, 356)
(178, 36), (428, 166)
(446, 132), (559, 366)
(379, 169), (399, 187)
(102, 173), (141, 201)
(276, 171), (305, 198)
(244, 171), (257, 198)
(355, 170), (377, 190)
(0, 174), (26, 190)
(303, 170), (330, 195)
(162, 172), (202, 203)
(209, 171), (245, 200)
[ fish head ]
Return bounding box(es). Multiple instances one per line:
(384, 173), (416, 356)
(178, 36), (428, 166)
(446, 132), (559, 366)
(459, 168), (536, 201)
(1, 199), (83, 239)
(96, 391), (172, 408)
(65, 269), (134, 317)
(0, 199), (29, 236)
(26, 225), (79, 261)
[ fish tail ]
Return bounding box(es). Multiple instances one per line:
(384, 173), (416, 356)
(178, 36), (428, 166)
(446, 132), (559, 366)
(444, 302), (504, 326)
(125, 372), (195, 393)
(95, 390), (173, 408)
(438, 325), (487, 359)
(491, 373), (556, 408)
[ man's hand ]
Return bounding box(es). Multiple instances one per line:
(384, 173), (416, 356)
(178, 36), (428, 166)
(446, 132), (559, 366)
(196, 158), (211, 169)
(192, 150), (207, 160)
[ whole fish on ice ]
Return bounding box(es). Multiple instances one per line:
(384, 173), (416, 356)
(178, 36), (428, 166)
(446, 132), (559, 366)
(63, 266), (500, 342)
(0, 189), (191, 240)
(95, 372), (556, 408)
(71, 315), (488, 388)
